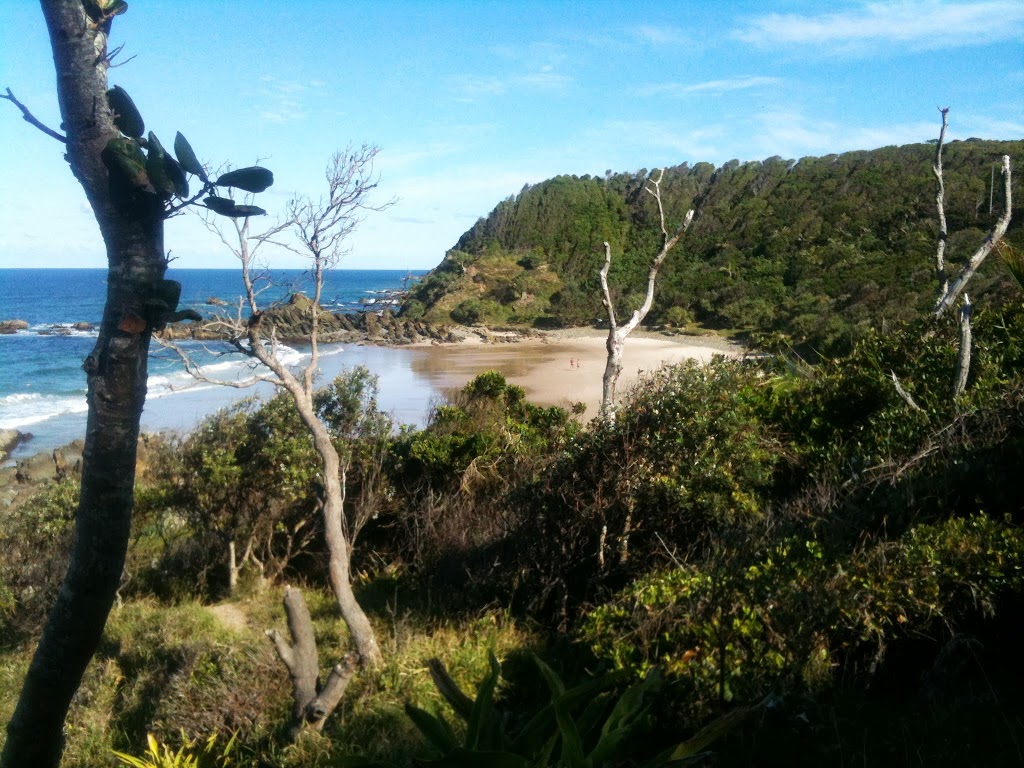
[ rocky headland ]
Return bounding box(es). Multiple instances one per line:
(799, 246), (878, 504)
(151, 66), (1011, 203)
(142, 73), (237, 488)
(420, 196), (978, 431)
(159, 293), (464, 346)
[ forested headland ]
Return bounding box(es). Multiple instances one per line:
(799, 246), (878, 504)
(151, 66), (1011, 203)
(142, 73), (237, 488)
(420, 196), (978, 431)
(405, 139), (1023, 356)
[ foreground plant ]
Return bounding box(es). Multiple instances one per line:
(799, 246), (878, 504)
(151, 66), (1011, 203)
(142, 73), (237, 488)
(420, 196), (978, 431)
(396, 652), (758, 767)
(113, 731), (237, 768)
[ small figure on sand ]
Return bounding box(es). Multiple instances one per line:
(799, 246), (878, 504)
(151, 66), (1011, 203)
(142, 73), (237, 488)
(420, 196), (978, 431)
(569, 358), (575, 369)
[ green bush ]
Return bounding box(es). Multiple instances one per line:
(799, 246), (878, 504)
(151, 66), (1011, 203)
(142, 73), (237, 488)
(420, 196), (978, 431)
(451, 299), (485, 325)
(583, 513), (1024, 711)
(0, 479), (78, 643)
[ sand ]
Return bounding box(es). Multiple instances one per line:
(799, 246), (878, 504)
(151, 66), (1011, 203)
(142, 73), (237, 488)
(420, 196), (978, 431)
(406, 329), (742, 420)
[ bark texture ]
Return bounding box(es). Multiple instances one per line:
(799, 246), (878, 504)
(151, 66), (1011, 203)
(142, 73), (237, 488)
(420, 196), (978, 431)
(2, 2), (166, 766)
(266, 586), (359, 738)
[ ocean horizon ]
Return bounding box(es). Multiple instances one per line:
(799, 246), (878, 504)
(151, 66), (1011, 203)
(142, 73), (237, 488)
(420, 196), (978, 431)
(0, 267), (437, 462)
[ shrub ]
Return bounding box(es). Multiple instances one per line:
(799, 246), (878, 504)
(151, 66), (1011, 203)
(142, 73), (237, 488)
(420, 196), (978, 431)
(451, 299), (485, 325)
(0, 479), (78, 643)
(583, 513), (1024, 713)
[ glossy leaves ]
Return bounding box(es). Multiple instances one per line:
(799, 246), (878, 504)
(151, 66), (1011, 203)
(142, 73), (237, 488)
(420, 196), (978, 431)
(106, 86), (144, 138)
(215, 166), (274, 193)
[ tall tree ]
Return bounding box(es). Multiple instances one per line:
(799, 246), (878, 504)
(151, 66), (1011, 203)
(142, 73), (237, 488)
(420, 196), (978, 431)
(1, 2), (270, 764)
(173, 147), (390, 669)
(930, 108), (1012, 397)
(599, 169), (694, 418)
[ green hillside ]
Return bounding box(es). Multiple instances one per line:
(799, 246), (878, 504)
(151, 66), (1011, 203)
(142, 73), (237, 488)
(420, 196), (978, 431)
(404, 139), (1023, 354)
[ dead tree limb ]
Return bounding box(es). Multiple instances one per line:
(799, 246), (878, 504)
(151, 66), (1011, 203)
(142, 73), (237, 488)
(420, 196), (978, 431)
(600, 169), (694, 418)
(171, 148), (390, 669)
(891, 371), (923, 412)
(934, 151), (1012, 316)
(1, 87), (66, 143)
(266, 586), (359, 739)
(932, 107), (950, 298)
(953, 294), (972, 398)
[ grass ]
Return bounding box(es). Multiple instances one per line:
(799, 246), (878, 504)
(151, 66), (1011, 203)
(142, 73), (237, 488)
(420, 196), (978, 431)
(0, 584), (538, 767)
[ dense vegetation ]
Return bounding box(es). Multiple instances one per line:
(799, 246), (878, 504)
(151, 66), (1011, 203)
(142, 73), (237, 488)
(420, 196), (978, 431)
(405, 140), (1023, 355)
(2, 290), (1024, 764)
(3, 137), (1024, 766)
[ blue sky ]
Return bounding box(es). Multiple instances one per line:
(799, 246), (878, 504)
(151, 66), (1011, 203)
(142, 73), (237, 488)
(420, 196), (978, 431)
(1, 0), (1022, 270)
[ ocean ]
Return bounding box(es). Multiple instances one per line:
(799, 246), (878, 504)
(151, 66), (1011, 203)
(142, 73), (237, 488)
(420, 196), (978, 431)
(0, 268), (436, 461)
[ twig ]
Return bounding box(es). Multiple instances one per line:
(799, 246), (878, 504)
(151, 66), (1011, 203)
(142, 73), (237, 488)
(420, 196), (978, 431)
(2, 88), (66, 143)
(890, 371), (923, 412)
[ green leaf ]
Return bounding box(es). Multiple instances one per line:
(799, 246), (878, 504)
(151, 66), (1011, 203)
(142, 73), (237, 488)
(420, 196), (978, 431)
(102, 0), (128, 15)
(164, 154), (189, 198)
(600, 670), (661, 741)
(202, 197), (266, 218)
(174, 132), (207, 181)
(232, 204), (267, 217)
(145, 132), (175, 198)
(103, 137), (149, 188)
(404, 704), (459, 753)
(216, 166), (274, 193)
(669, 702), (761, 759)
(106, 85), (144, 138)
(465, 652), (502, 750)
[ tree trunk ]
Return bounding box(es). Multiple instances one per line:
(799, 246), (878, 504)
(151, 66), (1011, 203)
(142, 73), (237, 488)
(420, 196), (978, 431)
(601, 331), (624, 418)
(266, 586), (359, 739)
(228, 539), (239, 594)
(2, 3), (166, 765)
(274, 369), (383, 669)
(312, 423), (384, 668)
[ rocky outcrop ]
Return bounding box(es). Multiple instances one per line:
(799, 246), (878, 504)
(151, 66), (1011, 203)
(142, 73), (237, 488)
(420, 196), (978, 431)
(0, 428), (27, 463)
(0, 319), (29, 334)
(160, 293), (462, 346)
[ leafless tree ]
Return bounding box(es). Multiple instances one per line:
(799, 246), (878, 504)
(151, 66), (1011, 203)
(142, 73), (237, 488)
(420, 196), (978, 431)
(599, 169), (694, 418)
(164, 146), (390, 736)
(931, 108), (1012, 397)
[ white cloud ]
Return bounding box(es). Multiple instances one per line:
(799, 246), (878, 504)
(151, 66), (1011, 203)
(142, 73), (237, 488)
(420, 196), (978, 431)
(746, 110), (941, 158)
(634, 24), (690, 46)
(448, 74), (508, 101)
(735, 1), (1024, 53)
(637, 76), (782, 97)
(254, 76), (325, 124)
(447, 68), (573, 103)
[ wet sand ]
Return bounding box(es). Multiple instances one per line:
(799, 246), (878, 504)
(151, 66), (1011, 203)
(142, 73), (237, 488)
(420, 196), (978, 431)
(408, 329), (741, 420)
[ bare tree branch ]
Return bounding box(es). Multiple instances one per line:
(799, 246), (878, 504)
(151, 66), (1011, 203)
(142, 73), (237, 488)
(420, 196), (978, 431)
(934, 153), (1012, 316)
(953, 294), (972, 398)
(179, 147), (390, 677)
(600, 168), (694, 418)
(1, 88), (66, 143)
(932, 107), (950, 298)
(891, 371), (923, 412)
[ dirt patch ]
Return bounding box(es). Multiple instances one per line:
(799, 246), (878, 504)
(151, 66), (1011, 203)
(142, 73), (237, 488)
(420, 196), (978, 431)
(207, 602), (249, 632)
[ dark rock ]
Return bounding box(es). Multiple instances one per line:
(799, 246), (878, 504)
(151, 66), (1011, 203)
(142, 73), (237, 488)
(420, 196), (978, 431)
(206, 297), (229, 306)
(0, 319), (29, 334)
(72, 322), (93, 331)
(1, 428), (27, 462)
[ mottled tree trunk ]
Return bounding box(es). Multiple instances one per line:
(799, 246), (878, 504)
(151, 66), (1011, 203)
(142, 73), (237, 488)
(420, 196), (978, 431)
(599, 171), (693, 420)
(1, 2), (167, 766)
(292, 383), (384, 668)
(266, 587), (359, 738)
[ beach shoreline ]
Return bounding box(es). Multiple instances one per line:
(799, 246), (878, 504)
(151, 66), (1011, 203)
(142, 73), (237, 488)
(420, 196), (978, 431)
(405, 326), (741, 420)
(3, 326), (742, 465)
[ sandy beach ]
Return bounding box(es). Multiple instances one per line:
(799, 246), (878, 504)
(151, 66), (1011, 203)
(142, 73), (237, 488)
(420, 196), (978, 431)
(3, 328), (740, 463)
(406, 328), (741, 420)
